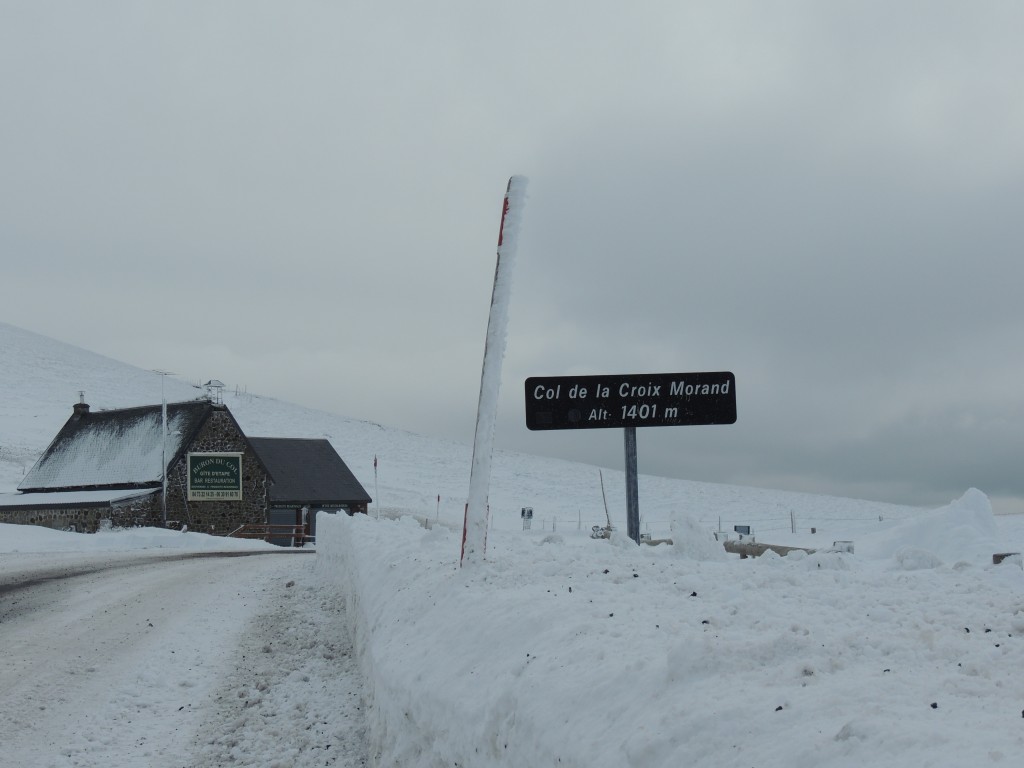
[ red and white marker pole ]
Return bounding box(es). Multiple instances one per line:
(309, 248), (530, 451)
(461, 176), (528, 566)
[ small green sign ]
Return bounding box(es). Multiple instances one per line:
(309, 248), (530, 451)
(188, 452), (243, 501)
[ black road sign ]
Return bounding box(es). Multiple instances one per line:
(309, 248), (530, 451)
(525, 372), (736, 431)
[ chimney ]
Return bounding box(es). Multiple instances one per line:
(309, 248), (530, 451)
(73, 391), (90, 418)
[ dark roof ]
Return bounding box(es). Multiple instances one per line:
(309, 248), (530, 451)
(20, 401), (215, 492)
(248, 437), (371, 507)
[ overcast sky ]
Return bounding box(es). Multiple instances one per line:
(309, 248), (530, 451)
(3, 1), (1023, 514)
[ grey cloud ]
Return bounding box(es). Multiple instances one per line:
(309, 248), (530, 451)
(4, 1), (1024, 515)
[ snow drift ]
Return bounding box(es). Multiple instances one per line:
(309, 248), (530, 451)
(317, 495), (1024, 768)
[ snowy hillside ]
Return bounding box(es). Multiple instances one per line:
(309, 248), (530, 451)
(1, 320), (926, 544)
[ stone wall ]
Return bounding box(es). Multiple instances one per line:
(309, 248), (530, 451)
(163, 408), (270, 535)
(0, 493), (159, 533)
(0, 506), (104, 532)
(109, 493), (162, 529)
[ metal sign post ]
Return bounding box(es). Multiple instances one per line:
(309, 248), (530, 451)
(525, 371), (736, 544)
(623, 426), (639, 543)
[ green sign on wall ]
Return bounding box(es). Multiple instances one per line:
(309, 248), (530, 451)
(187, 452), (243, 501)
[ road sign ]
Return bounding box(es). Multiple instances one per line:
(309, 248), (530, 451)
(525, 371), (736, 545)
(524, 371), (736, 431)
(187, 452), (243, 501)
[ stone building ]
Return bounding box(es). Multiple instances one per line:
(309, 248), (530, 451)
(248, 437), (371, 543)
(0, 398), (371, 538)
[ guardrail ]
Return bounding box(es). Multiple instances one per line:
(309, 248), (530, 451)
(226, 523), (313, 547)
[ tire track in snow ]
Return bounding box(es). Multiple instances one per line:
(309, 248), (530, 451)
(187, 562), (368, 767)
(0, 551), (358, 767)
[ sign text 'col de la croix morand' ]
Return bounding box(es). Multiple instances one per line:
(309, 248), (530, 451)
(524, 371), (736, 431)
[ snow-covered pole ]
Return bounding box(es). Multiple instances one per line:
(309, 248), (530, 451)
(461, 176), (528, 566)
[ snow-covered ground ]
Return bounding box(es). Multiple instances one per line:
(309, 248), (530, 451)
(318, 491), (1024, 768)
(4, 495), (1022, 768)
(0, 527), (366, 768)
(3, 321), (1024, 766)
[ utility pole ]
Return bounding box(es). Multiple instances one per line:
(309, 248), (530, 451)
(152, 370), (175, 527)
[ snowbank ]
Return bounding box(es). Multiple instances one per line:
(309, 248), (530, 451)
(0, 521), (277, 554)
(857, 488), (1002, 565)
(317, 501), (1024, 768)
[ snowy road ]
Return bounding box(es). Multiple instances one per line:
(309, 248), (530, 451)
(0, 551), (367, 768)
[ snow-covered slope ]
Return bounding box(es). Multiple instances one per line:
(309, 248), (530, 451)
(0, 321), (206, 488)
(1, 320), (928, 544)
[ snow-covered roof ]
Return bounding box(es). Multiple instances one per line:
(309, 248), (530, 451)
(18, 401), (213, 492)
(0, 488), (158, 509)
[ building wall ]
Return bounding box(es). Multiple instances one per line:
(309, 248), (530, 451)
(0, 495), (158, 533)
(163, 409), (270, 535)
(0, 409), (273, 535)
(109, 494), (162, 529)
(0, 506), (103, 532)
